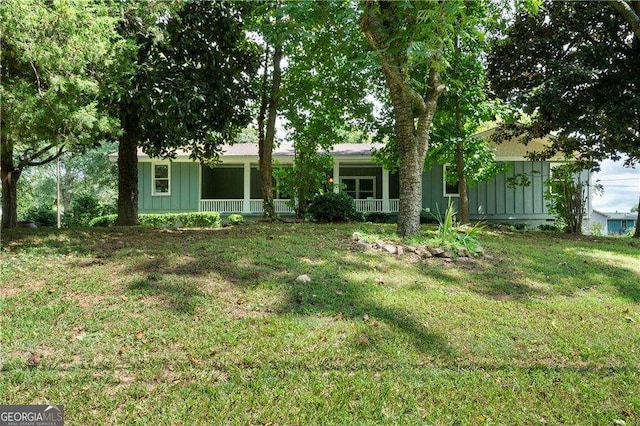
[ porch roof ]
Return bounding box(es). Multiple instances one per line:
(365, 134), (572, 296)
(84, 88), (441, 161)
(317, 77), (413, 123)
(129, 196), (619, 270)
(114, 143), (385, 162)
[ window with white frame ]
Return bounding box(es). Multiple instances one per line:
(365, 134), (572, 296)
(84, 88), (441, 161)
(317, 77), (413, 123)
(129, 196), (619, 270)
(443, 164), (459, 197)
(340, 177), (375, 199)
(152, 163), (171, 196)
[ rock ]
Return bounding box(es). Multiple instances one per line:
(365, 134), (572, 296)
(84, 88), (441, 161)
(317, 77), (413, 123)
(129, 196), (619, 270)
(295, 274), (311, 283)
(443, 258), (453, 263)
(483, 254), (494, 260)
(376, 241), (385, 249)
(430, 247), (445, 256)
(357, 240), (372, 249)
(442, 251), (454, 259)
(422, 250), (433, 258)
(396, 245), (404, 256)
(383, 244), (397, 254)
(405, 245), (417, 253)
(351, 232), (362, 241)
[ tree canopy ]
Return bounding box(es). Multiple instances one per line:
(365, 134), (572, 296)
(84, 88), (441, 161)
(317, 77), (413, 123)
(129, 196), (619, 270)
(110, 1), (260, 225)
(488, 1), (640, 168)
(1, 0), (119, 228)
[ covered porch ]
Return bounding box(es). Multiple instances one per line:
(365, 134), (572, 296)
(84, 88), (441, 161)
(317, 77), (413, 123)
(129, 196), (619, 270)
(198, 161), (399, 215)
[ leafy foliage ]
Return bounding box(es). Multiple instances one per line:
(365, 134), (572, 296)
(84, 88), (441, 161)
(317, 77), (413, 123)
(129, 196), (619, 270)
(308, 192), (363, 223)
(488, 1), (640, 168)
(23, 205), (57, 228)
(544, 165), (588, 234)
(0, 0), (120, 228)
(65, 194), (115, 227)
(431, 199), (485, 255)
(227, 214), (245, 225)
(90, 212), (222, 228)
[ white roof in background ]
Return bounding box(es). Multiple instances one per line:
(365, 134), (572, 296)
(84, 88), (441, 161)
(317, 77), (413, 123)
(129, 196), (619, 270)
(112, 142), (385, 160)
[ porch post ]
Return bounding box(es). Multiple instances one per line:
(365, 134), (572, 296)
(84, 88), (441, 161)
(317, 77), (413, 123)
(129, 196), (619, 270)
(243, 161), (251, 213)
(382, 168), (390, 212)
(333, 161), (340, 193)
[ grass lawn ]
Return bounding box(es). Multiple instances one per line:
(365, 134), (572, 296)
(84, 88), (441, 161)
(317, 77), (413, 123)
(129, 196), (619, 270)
(1, 223), (639, 424)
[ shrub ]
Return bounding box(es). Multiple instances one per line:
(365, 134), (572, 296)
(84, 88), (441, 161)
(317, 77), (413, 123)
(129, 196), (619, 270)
(90, 212), (222, 228)
(227, 214), (244, 225)
(308, 192), (364, 223)
(24, 205), (58, 227)
(431, 199), (484, 255)
(65, 194), (116, 227)
(538, 223), (561, 232)
(89, 214), (117, 227)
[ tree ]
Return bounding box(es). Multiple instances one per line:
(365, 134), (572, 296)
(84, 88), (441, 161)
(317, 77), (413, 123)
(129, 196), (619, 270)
(0, 0), (118, 228)
(360, 1), (470, 237)
(110, 1), (259, 225)
(632, 203), (639, 213)
(250, 3), (378, 219)
(488, 1), (640, 237)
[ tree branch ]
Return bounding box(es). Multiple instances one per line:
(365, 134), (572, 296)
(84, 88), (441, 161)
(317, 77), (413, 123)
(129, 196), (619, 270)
(608, 0), (640, 42)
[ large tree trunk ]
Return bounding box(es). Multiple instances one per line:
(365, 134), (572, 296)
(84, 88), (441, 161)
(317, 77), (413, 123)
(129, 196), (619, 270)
(115, 111), (140, 226)
(1, 141), (20, 229)
(258, 43), (282, 220)
(634, 193), (640, 238)
(361, 3), (445, 237)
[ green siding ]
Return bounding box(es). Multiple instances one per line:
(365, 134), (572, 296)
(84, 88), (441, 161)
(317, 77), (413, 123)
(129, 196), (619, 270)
(138, 162), (199, 213)
(422, 161), (555, 222)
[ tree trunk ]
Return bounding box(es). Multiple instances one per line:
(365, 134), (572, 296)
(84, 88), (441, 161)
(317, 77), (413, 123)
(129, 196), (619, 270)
(456, 138), (470, 224)
(361, 4), (445, 237)
(115, 111), (140, 226)
(258, 42), (282, 220)
(634, 193), (640, 238)
(1, 141), (20, 229)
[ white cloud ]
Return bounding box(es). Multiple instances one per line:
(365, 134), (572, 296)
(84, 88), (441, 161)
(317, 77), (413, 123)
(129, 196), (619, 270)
(591, 159), (640, 213)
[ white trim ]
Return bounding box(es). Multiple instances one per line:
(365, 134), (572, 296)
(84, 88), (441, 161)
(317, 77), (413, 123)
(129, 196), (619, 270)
(442, 164), (459, 197)
(382, 169), (390, 212)
(243, 161), (251, 213)
(333, 161), (340, 193)
(152, 161), (171, 196)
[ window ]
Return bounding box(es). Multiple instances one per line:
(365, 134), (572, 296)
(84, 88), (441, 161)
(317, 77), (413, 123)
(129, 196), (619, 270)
(443, 165), (459, 197)
(152, 163), (170, 196)
(340, 177), (375, 199)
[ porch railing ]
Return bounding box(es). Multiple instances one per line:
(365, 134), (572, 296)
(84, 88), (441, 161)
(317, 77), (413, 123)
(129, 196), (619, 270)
(200, 198), (399, 214)
(199, 199), (294, 214)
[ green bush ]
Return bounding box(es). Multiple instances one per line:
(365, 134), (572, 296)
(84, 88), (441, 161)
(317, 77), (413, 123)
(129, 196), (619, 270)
(538, 224), (561, 232)
(90, 212), (222, 228)
(227, 213), (244, 225)
(65, 194), (116, 227)
(24, 205), (58, 227)
(308, 192), (364, 223)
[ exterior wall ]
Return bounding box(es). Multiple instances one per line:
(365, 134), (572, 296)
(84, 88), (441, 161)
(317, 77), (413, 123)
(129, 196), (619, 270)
(422, 161), (556, 225)
(608, 219), (637, 235)
(138, 162), (200, 213)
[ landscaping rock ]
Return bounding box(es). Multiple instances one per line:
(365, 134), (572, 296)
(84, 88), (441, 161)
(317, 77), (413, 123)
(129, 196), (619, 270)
(295, 274), (312, 283)
(351, 232), (362, 241)
(422, 250), (433, 258)
(396, 245), (404, 256)
(430, 247), (445, 256)
(405, 245), (417, 253)
(357, 240), (372, 249)
(383, 244), (397, 254)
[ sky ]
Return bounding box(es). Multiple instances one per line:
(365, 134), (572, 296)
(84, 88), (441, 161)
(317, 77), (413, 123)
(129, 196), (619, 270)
(591, 159), (640, 213)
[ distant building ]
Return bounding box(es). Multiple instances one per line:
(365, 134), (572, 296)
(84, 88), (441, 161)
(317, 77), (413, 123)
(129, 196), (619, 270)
(590, 210), (637, 235)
